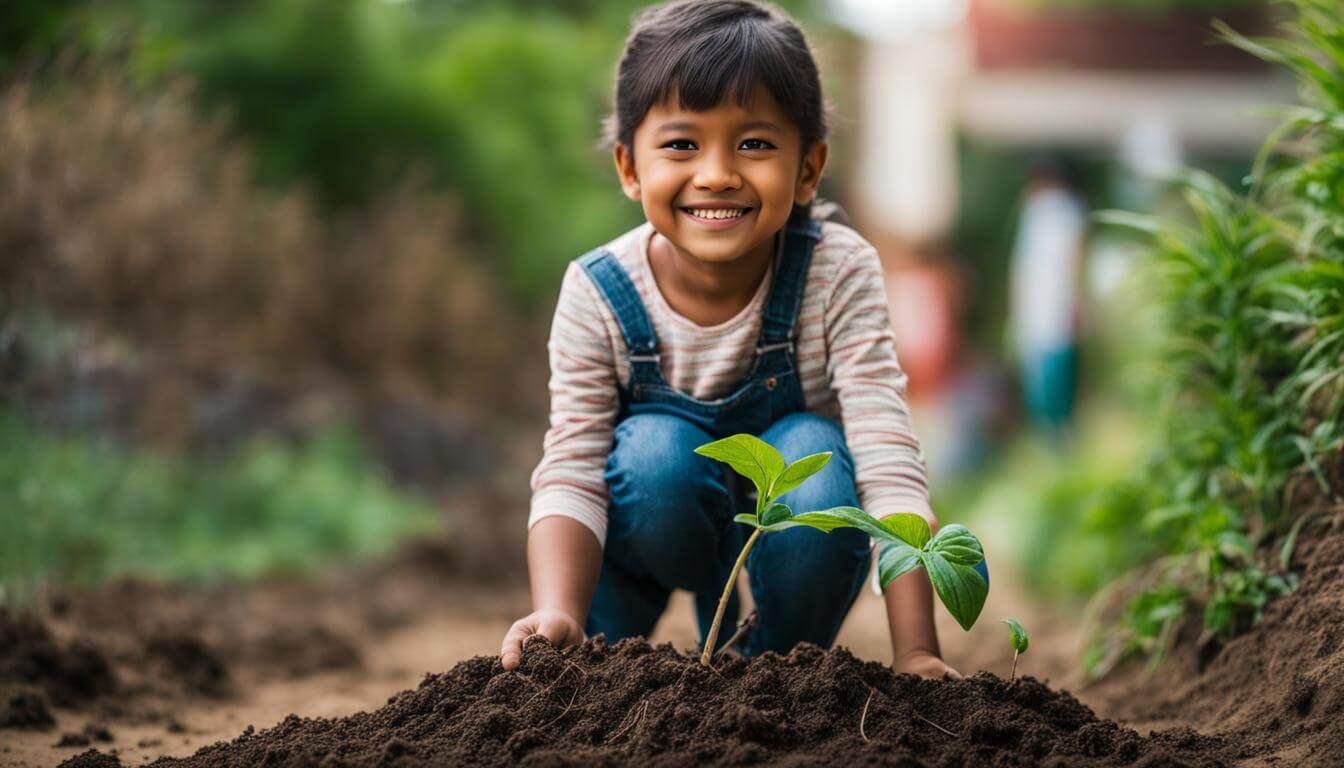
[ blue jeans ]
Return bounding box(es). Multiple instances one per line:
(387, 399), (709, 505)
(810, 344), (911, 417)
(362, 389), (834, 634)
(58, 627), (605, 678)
(587, 411), (872, 656)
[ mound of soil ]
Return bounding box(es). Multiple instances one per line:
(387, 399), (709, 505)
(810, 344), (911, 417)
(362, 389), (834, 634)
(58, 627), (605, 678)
(57, 748), (123, 767)
(1087, 514), (1344, 763)
(2, 689), (56, 729)
(0, 610), (117, 729)
(153, 637), (1228, 767)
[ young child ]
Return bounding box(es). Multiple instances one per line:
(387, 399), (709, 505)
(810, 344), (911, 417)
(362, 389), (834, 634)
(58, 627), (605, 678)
(500, 0), (959, 680)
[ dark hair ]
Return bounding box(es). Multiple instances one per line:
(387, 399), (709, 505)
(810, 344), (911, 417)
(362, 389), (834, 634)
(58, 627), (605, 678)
(604, 0), (829, 157)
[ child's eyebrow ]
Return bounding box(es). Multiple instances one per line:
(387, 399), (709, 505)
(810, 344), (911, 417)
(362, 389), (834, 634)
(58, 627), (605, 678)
(654, 119), (783, 135)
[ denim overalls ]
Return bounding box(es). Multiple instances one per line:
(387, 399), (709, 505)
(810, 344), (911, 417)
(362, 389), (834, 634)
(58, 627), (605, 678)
(576, 218), (872, 656)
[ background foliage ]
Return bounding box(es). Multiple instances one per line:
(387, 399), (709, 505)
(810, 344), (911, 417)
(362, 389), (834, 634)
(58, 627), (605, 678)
(1076, 0), (1344, 671)
(2, 0), (812, 303)
(0, 413), (437, 602)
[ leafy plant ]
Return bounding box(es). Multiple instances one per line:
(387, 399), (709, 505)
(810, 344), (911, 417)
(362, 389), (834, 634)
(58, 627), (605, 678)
(695, 434), (990, 666)
(1002, 619), (1029, 681)
(1081, 0), (1344, 671)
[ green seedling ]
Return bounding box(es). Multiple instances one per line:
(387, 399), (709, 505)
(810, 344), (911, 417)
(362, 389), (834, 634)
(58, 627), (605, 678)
(1002, 618), (1028, 681)
(693, 433), (841, 666)
(694, 433), (991, 667)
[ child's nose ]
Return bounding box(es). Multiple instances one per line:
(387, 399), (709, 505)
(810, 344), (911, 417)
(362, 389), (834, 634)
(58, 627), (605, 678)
(692, 148), (742, 191)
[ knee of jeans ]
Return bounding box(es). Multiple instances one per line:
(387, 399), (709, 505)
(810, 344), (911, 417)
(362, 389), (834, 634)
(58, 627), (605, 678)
(607, 413), (720, 504)
(755, 525), (869, 596)
(762, 412), (856, 512)
(605, 414), (728, 588)
(764, 412), (853, 469)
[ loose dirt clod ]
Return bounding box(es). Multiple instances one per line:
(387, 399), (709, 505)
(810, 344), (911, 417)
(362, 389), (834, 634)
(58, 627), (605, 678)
(150, 637), (1231, 767)
(55, 722), (115, 747)
(0, 610), (116, 718)
(2, 689), (54, 729)
(57, 748), (123, 767)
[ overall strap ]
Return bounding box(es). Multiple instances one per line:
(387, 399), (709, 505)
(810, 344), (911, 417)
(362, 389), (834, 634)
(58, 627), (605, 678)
(757, 218), (822, 355)
(577, 249), (663, 384)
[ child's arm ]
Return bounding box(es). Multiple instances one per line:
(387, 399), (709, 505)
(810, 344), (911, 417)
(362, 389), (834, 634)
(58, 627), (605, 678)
(820, 236), (951, 677)
(884, 564), (962, 679)
(499, 516), (601, 670)
(502, 261), (620, 669)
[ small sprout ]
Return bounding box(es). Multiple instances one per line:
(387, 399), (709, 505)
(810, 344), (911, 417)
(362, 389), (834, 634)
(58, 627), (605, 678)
(1002, 618), (1029, 681)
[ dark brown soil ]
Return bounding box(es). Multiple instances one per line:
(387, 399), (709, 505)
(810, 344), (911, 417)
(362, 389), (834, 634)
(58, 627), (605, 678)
(0, 532), (489, 733)
(57, 748), (123, 767)
(1085, 513), (1344, 763)
(0, 610), (117, 707)
(3, 689), (56, 729)
(151, 636), (1231, 767)
(55, 722), (115, 747)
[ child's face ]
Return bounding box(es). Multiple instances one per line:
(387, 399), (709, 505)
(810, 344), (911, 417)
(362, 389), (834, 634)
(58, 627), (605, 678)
(614, 82), (827, 267)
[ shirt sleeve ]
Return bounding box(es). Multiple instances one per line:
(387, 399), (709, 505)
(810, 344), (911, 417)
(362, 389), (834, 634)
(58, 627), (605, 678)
(527, 261), (619, 547)
(823, 243), (935, 525)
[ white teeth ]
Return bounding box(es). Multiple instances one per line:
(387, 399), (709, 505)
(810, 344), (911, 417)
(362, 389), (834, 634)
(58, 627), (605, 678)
(686, 208), (747, 220)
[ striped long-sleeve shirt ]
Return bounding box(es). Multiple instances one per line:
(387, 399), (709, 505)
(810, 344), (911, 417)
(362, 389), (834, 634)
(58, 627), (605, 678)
(529, 220), (932, 547)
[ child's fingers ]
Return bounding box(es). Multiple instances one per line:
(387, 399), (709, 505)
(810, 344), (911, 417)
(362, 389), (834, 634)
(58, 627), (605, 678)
(536, 615), (581, 648)
(499, 618), (536, 670)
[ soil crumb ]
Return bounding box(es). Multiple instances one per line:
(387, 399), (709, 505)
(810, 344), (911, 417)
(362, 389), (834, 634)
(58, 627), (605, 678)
(152, 637), (1230, 767)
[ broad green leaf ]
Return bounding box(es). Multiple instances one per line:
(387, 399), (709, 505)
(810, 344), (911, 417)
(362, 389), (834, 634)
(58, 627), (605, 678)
(877, 541), (922, 587)
(923, 551), (988, 631)
(926, 524), (984, 566)
(878, 513), (931, 549)
(694, 434), (785, 502)
(732, 513), (761, 529)
(760, 502), (792, 527)
(786, 506), (891, 540)
(767, 452), (831, 502)
(1002, 618), (1028, 654)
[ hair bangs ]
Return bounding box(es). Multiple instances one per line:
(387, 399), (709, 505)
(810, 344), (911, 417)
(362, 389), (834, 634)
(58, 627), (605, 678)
(609, 1), (825, 152)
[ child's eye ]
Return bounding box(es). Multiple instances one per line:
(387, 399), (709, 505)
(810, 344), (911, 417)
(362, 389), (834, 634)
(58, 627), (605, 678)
(663, 139), (696, 151)
(740, 138), (776, 151)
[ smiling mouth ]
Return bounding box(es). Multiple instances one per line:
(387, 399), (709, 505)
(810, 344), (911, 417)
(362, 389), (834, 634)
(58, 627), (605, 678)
(680, 206), (754, 221)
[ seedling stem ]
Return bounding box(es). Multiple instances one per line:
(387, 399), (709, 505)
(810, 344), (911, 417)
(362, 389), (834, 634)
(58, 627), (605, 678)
(701, 527), (761, 666)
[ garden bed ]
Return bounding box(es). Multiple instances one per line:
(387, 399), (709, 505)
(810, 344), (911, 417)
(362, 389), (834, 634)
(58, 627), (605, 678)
(12, 518), (1344, 767)
(142, 638), (1228, 768)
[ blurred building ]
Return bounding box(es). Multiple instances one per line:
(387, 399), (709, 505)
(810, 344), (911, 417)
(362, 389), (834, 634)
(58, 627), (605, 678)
(826, 0), (1292, 478)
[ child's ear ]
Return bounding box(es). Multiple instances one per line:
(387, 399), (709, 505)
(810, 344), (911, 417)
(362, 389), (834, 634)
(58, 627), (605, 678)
(613, 142), (641, 201)
(794, 141), (829, 206)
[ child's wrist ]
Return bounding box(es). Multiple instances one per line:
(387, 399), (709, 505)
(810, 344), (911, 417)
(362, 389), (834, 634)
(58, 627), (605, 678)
(892, 645), (941, 663)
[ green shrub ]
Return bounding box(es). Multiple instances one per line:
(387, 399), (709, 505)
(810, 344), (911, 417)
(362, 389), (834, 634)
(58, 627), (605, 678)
(1087, 0), (1344, 672)
(0, 413), (438, 603)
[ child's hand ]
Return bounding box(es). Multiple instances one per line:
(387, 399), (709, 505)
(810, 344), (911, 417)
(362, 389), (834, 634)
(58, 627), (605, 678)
(896, 650), (962, 680)
(499, 608), (585, 670)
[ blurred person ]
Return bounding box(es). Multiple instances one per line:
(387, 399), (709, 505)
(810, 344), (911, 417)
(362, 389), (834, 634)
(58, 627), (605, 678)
(1007, 156), (1087, 437)
(501, 0), (982, 679)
